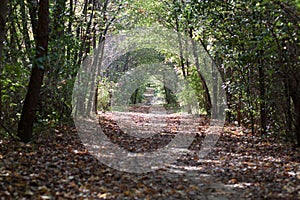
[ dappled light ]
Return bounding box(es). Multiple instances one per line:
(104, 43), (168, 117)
(1, 0), (299, 199)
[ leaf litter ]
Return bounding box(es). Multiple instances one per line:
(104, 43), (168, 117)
(0, 110), (299, 199)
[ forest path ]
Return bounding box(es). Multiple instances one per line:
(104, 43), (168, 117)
(0, 108), (299, 199)
(97, 106), (242, 200)
(96, 106), (300, 199)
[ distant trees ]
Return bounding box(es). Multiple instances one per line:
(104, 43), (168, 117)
(122, 0), (300, 145)
(0, 0), (299, 145)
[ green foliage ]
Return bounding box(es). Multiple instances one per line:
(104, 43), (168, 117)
(97, 78), (113, 112)
(116, 0), (163, 29)
(187, 67), (207, 113)
(130, 86), (146, 105)
(176, 82), (201, 114)
(1, 0), (128, 136)
(0, 62), (29, 135)
(189, 0), (299, 139)
(2, 0), (300, 144)
(150, 0), (300, 143)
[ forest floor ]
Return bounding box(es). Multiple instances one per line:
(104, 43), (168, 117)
(0, 106), (300, 199)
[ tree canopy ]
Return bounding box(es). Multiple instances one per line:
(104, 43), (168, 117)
(0, 0), (300, 199)
(1, 0), (299, 145)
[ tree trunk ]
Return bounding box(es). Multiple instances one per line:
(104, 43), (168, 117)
(190, 36), (212, 114)
(20, 0), (32, 55)
(131, 89), (139, 104)
(177, 30), (186, 78)
(259, 64), (267, 135)
(66, 0), (74, 61)
(27, 0), (38, 40)
(237, 93), (242, 126)
(17, 0), (49, 142)
(0, 0), (8, 59)
(0, 0), (8, 126)
(212, 61), (218, 119)
(292, 94), (300, 146)
(284, 81), (292, 133)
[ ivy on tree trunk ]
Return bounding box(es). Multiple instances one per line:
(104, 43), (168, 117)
(17, 0), (49, 142)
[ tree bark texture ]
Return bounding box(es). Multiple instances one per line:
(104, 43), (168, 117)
(0, 0), (9, 127)
(17, 0), (49, 142)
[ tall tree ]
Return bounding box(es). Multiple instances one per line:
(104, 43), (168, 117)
(0, 0), (8, 126)
(17, 0), (49, 142)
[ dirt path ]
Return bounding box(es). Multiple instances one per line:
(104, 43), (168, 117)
(0, 107), (299, 199)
